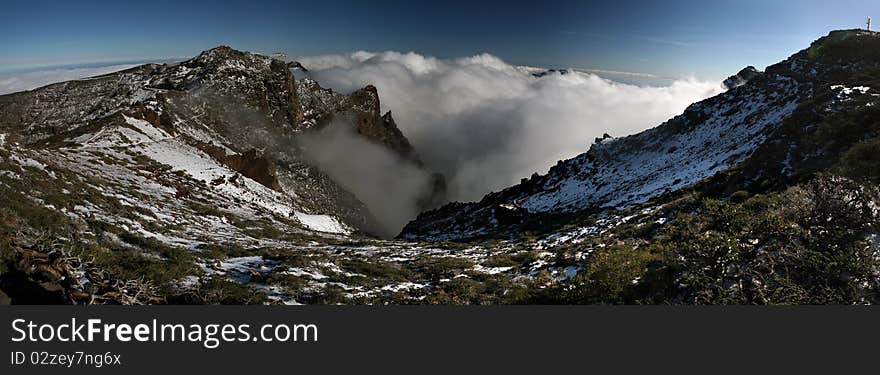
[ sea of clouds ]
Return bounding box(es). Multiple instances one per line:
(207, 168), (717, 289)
(0, 64), (137, 95)
(297, 51), (726, 203)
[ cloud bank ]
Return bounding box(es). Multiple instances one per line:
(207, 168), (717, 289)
(297, 51), (726, 203)
(0, 64), (137, 95)
(298, 119), (434, 238)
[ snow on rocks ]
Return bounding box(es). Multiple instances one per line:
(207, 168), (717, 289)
(77, 113), (301, 219)
(139, 139), (296, 218)
(472, 264), (514, 275)
(137, 228), (205, 250)
(212, 256), (280, 283)
(8, 153), (56, 179)
(825, 85), (876, 111)
(536, 221), (606, 250)
(283, 267), (329, 280)
(831, 84), (870, 100)
(294, 212), (351, 234)
(123, 115), (171, 141)
(521, 76), (801, 213)
(72, 115), (170, 147)
(550, 265), (581, 281)
(380, 282), (429, 293)
(536, 206), (662, 249)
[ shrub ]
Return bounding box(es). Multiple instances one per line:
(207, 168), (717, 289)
(840, 138), (880, 183)
(729, 190), (751, 203)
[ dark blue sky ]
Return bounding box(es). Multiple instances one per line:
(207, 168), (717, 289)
(2, 0), (878, 79)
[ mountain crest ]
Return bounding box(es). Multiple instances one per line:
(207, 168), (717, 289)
(0, 45), (447, 238)
(766, 29), (880, 82)
(723, 66), (762, 89)
(401, 30), (880, 241)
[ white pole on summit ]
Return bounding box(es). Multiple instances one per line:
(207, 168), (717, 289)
(868, 16), (872, 31)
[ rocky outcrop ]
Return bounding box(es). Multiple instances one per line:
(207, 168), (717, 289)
(723, 66), (763, 89)
(295, 75), (448, 211)
(0, 45), (446, 237)
(288, 61), (309, 72)
(150, 45), (304, 131)
(297, 80), (421, 163)
(197, 143), (282, 191)
(766, 29), (880, 82)
(346, 88), (448, 210)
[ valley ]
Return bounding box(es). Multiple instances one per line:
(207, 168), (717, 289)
(1, 30), (878, 305)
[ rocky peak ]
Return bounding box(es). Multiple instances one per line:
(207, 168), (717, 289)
(296, 78), (417, 161)
(723, 66), (763, 89)
(531, 69), (572, 78)
(593, 133), (614, 144)
(148, 45), (303, 129)
(347, 85), (382, 114)
(766, 29), (880, 83)
(150, 46), (287, 85)
(288, 61), (309, 72)
(0, 45), (445, 238)
(193, 45), (239, 60)
(184, 45), (288, 74)
(354, 110), (418, 163)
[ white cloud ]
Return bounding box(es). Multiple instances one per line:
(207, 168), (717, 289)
(298, 51), (726, 202)
(0, 64), (137, 95)
(298, 119), (434, 238)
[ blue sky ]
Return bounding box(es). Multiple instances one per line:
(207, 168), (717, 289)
(1, 0), (878, 79)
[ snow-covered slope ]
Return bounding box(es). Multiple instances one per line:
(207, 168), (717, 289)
(521, 76), (799, 213)
(400, 30), (880, 241)
(0, 46), (443, 237)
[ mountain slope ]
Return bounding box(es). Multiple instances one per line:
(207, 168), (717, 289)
(1, 32), (877, 305)
(0, 46), (452, 304)
(0, 46), (441, 236)
(400, 29), (880, 242)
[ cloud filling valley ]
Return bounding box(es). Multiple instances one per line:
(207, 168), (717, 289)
(297, 51), (725, 203)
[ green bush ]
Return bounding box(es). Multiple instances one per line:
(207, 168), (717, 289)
(840, 138), (880, 183)
(729, 190), (751, 203)
(193, 277), (268, 305)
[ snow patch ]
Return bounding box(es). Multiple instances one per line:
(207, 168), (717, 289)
(283, 267), (329, 280)
(831, 85), (870, 99)
(123, 115), (171, 141)
(9, 154), (56, 179)
(520, 76), (801, 213)
(472, 264), (514, 275)
(216, 256), (279, 283)
(294, 212), (350, 234)
(380, 282), (429, 293)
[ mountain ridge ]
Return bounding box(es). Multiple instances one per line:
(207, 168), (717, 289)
(0, 45), (443, 237)
(399, 29), (880, 241)
(1, 31), (877, 305)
